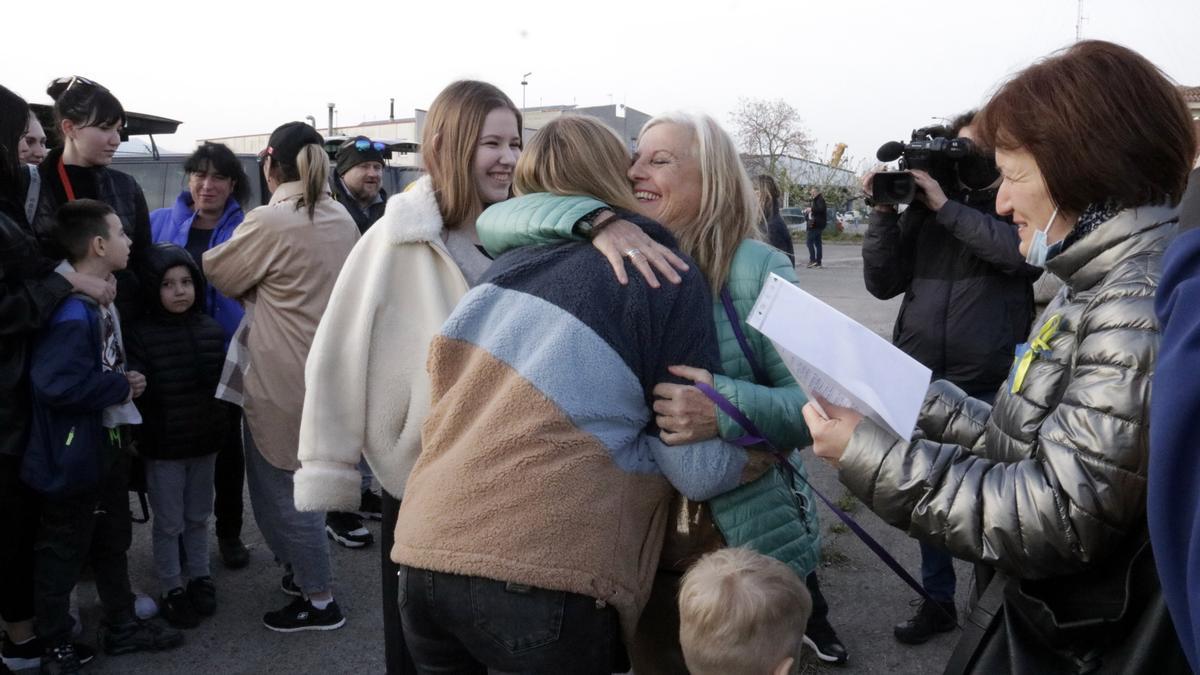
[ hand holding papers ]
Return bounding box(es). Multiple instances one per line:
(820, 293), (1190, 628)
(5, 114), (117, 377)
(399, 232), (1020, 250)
(748, 274), (932, 442)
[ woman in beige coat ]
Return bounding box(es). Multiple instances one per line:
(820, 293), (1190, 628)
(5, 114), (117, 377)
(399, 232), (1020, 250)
(205, 122), (359, 633)
(294, 81), (522, 673)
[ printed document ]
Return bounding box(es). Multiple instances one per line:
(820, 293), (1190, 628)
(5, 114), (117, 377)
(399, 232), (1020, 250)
(748, 274), (932, 441)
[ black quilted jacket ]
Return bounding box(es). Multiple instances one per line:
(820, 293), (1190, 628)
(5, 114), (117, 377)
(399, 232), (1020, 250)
(126, 244), (229, 460)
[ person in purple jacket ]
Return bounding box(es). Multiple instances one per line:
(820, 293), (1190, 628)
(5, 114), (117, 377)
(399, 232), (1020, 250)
(148, 142), (250, 570)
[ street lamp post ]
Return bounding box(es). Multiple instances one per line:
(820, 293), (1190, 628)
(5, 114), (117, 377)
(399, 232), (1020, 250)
(520, 72), (532, 141)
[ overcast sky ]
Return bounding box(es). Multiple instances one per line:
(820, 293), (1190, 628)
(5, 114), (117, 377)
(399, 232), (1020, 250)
(4, 0), (1197, 169)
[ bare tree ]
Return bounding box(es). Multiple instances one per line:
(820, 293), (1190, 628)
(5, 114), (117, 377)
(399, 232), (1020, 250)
(730, 98), (814, 177)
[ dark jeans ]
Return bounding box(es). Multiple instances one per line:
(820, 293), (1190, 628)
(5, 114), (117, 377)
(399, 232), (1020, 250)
(919, 541), (957, 602)
(34, 438), (134, 644)
(806, 229), (824, 264)
(213, 406), (244, 541)
(382, 490), (416, 675)
(806, 571), (833, 631)
(0, 454), (39, 623)
(916, 387), (997, 605)
(399, 567), (621, 674)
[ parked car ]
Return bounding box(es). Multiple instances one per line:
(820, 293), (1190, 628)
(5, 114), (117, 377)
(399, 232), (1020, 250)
(781, 207), (808, 229)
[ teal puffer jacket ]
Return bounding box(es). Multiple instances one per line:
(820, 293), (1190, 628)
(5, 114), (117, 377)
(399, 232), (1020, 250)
(478, 194), (822, 579)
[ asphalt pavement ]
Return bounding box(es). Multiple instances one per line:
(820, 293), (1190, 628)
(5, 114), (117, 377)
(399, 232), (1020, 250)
(62, 242), (972, 675)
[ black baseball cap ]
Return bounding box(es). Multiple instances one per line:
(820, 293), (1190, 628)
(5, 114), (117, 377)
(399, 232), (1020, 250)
(261, 121), (324, 166)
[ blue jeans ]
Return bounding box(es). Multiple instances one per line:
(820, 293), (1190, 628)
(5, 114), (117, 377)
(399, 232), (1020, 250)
(243, 427), (332, 595)
(806, 229), (823, 264)
(919, 387), (998, 603)
(919, 541), (957, 603)
(398, 567), (622, 674)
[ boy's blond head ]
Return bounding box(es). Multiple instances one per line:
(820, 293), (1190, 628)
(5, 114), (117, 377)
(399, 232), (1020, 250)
(679, 547), (812, 675)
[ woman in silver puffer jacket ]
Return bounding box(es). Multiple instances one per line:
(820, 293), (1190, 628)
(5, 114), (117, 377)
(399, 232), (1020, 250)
(806, 41), (1197, 673)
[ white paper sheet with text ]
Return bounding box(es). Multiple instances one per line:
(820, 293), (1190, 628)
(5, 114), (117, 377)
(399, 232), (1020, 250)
(748, 274), (932, 441)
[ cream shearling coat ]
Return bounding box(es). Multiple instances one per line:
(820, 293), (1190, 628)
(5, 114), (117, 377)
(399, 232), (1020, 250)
(294, 177), (470, 510)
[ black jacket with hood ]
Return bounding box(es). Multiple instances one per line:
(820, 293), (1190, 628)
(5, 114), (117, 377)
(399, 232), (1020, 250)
(0, 174), (72, 458)
(862, 192), (1041, 395)
(330, 174), (387, 234)
(126, 243), (229, 460)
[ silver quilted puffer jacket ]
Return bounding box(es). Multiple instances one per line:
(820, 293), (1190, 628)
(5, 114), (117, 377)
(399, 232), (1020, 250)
(840, 203), (1178, 580)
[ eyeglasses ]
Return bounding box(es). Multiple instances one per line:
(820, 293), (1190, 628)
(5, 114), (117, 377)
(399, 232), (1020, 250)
(346, 138), (386, 153)
(49, 75), (108, 94)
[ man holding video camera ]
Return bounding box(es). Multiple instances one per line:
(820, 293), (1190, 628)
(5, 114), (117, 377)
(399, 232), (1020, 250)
(861, 111), (1040, 645)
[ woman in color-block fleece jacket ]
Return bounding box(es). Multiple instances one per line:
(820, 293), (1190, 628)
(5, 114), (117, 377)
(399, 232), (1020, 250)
(393, 116), (770, 671)
(393, 211), (768, 651)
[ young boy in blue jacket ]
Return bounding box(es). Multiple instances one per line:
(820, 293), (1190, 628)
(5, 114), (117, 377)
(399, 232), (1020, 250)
(23, 199), (183, 671)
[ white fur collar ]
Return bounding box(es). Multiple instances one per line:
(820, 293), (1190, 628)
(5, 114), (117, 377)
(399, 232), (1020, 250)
(378, 176), (445, 245)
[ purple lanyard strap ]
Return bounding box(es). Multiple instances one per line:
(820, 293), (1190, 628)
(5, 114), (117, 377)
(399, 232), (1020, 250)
(699, 286), (954, 621)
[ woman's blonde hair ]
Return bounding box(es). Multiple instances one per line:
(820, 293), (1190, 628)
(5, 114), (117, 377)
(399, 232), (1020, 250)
(640, 112), (760, 293)
(268, 144), (328, 221)
(514, 116), (639, 213)
(422, 80), (522, 229)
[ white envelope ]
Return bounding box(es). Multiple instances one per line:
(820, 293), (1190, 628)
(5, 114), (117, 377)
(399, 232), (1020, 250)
(748, 274), (932, 441)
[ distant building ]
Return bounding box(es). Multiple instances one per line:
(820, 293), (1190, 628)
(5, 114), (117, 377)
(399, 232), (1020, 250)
(200, 103), (652, 167)
(1183, 86), (1200, 121)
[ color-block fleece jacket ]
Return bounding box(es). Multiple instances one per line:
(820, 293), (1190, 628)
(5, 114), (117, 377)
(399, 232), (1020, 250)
(392, 210), (769, 643)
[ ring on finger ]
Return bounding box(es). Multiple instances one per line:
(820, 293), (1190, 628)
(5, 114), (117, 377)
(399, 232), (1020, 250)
(623, 247), (644, 259)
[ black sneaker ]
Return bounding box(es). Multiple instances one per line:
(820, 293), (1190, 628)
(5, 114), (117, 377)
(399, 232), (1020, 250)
(43, 641), (81, 674)
(99, 617), (184, 655)
(894, 598), (957, 645)
(188, 577), (217, 617)
(2, 635), (43, 671)
(218, 537), (250, 570)
(159, 587), (199, 629)
(280, 573), (303, 597)
(326, 511), (373, 548)
(803, 619), (849, 665)
(358, 490), (383, 521)
(3, 636), (92, 672)
(262, 597), (345, 633)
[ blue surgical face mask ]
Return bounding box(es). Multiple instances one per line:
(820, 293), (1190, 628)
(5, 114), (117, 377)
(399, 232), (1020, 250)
(1025, 207), (1059, 267)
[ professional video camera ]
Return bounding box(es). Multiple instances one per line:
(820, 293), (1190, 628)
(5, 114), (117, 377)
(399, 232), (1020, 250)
(870, 125), (999, 205)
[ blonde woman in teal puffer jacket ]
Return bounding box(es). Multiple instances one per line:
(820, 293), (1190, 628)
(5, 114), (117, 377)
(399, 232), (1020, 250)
(476, 111), (847, 670)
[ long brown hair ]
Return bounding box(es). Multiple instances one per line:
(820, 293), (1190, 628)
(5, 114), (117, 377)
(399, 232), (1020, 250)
(515, 116), (639, 213)
(422, 81), (522, 228)
(753, 174), (781, 222)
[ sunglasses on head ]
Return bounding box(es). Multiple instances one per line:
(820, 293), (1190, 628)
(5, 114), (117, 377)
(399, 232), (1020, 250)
(348, 139), (386, 153)
(50, 75), (108, 94)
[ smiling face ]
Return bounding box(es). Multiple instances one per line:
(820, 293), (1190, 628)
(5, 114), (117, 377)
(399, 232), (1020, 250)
(628, 122), (702, 232)
(19, 113), (48, 165)
(472, 107), (521, 205)
(994, 146), (1074, 256)
(188, 162), (236, 215)
(63, 119), (122, 167)
(159, 264), (196, 314)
